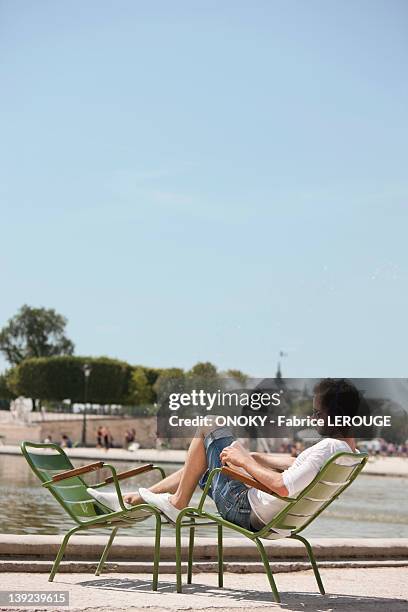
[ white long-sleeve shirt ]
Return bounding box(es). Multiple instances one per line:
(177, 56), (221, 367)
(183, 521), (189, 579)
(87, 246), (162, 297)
(248, 438), (358, 531)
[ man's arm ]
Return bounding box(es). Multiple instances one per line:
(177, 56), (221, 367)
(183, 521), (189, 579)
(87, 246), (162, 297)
(251, 451), (295, 472)
(220, 445), (289, 497)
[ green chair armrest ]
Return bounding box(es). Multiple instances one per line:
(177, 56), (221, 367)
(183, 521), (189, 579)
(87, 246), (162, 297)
(103, 463), (155, 484)
(94, 464), (166, 487)
(42, 461), (104, 486)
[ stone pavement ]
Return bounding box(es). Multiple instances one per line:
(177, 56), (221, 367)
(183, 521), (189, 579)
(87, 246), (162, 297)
(0, 567), (407, 611)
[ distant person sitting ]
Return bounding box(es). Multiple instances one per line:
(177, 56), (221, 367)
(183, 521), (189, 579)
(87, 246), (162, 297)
(96, 426), (103, 448)
(100, 426), (113, 451)
(60, 434), (72, 448)
(125, 428), (136, 448)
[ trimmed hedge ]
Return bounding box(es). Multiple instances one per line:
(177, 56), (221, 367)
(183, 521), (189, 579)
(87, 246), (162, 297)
(10, 356), (132, 404)
(8, 357), (189, 406)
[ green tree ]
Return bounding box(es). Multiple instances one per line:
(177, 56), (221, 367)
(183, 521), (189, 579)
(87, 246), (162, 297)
(187, 362), (220, 395)
(0, 305), (74, 365)
(188, 362), (218, 378)
(0, 372), (14, 398)
(154, 368), (186, 443)
(225, 369), (248, 385)
(153, 368), (185, 401)
(127, 367), (155, 405)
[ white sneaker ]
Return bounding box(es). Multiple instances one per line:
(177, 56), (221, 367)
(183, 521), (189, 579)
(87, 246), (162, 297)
(138, 488), (181, 523)
(87, 487), (132, 512)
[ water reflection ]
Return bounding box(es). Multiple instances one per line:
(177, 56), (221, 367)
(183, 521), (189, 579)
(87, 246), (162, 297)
(0, 455), (407, 538)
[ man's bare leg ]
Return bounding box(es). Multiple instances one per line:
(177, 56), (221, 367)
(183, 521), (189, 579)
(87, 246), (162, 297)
(168, 431), (208, 509)
(125, 423), (223, 508)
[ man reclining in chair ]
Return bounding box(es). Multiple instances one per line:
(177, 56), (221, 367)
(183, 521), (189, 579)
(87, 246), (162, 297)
(88, 378), (359, 531)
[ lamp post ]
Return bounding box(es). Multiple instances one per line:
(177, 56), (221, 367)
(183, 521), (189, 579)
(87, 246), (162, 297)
(81, 363), (92, 447)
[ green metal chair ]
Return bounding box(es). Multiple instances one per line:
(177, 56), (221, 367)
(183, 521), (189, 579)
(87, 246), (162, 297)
(21, 441), (165, 588)
(173, 451), (368, 602)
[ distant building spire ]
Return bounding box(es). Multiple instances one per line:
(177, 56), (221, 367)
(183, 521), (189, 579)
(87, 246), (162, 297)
(275, 351), (287, 385)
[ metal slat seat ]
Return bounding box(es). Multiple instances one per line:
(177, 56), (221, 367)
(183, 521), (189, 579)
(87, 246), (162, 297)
(21, 441), (165, 588)
(173, 451), (368, 603)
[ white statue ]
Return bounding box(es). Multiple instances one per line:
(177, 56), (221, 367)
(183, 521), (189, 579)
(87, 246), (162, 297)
(10, 396), (32, 423)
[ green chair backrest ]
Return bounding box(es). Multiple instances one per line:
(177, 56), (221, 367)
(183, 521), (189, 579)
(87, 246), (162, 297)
(21, 441), (109, 523)
(267, 451), (368, 535)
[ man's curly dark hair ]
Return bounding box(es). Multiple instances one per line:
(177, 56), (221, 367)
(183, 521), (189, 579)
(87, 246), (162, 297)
(314, 378), (360, 435)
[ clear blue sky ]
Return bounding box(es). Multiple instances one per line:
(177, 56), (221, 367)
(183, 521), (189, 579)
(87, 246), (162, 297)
(1, 1), (407, 377)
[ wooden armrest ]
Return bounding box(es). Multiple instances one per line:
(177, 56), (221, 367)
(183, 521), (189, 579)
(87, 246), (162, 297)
(221, 465), (274, 495)
(104, 463), (154, 484)
(52, 461), (105, 482)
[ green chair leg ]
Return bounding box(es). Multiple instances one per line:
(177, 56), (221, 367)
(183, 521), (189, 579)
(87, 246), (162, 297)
(152, 513), (162, 591)
(176, 520), (183, 593)
(217, 524), (223, 587)
(254, 538), (280, 603)
(187, 520), (195, 584)
(49, 526), (81, 582)
(95, 527), (118, 576)
(292, 534), (325, 595)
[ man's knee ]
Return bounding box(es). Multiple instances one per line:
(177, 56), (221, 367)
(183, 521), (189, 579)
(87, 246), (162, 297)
(195, 417), (225, 439)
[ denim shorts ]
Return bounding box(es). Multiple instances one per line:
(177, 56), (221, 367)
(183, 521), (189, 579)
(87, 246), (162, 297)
(198, 427), (255, 531)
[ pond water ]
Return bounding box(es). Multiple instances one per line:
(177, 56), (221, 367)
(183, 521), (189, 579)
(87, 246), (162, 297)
(0, 454), (407, 538)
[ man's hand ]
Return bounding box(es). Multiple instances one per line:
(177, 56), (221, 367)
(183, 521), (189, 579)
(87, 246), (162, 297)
(221, 445), (289, 497)
(220, 444), (248, 468)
